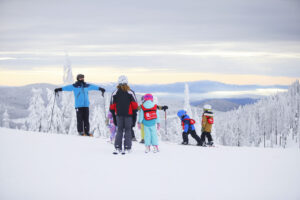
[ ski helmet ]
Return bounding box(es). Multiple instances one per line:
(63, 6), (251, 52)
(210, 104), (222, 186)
(77, 74), (84, 81)
(144, 94), (153, 101)
(203, 104), (212, 110)
(177, 110), (186, 118)
(118, 75), (128, 85)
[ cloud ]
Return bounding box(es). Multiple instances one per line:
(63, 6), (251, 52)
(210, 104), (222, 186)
(0, 0), (300, 85)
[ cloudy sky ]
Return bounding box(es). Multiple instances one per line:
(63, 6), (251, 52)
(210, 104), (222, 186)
(0, 0), (299, 86)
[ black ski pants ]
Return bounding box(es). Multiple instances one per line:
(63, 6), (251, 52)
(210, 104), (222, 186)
(76, 107), (89, 134)
(201, 131), (213, 143)
(183, 130), (202, 144)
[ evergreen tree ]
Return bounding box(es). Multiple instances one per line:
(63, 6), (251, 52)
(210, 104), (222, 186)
(2, 109), (10, 128)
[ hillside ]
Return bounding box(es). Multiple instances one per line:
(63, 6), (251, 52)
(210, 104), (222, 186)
(0, 128), (299, 200)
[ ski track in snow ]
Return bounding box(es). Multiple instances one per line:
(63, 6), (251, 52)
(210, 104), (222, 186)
(0, 128), (299, 200)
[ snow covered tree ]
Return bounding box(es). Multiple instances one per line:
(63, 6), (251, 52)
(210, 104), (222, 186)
(2, 109), (10, 128)
(61, 54), (75, 134)
(25, 88), (46, 132)
(45, 88), (64, 133)
(184, 83), (193, 118)
(214, 80), (300, 148)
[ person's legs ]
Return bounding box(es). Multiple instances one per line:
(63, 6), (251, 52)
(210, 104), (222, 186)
(115, 116), (124, 150)
(201, 131), (206, 144)
(190, 130), (202, 145)
(124, 117), (133, 150)
(150, 125), (158, 146)
(82, 107), (90, 135)
(140, 124), (145, 143)
(144, 125), (151, 146)
(182, 132), (189, 144)
(76, 108), (84, 135)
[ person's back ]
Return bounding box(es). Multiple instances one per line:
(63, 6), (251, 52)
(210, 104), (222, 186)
(110, 75), (138, 154)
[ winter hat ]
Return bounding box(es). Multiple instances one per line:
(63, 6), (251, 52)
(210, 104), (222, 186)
(177, 110), (186, 118)
(118, 75), (128, 85)
(143, 94), (153, 101)
(203, 104), (212, 111)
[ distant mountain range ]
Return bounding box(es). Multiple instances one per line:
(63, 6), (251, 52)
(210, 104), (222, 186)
(191, 98), (259, 112)
(0, 81), (288, 124)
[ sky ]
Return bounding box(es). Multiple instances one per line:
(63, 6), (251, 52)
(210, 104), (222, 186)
(0, 0), (300, 86)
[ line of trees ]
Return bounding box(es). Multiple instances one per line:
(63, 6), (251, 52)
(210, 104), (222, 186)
(214, 80), (300, 148)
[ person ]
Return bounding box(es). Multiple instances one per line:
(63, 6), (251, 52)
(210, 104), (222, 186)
(138, 94), (160, 153)
(107, 112), (117, 143)
(201, 104), (214, 146)
(138, 95), (168, 144)
(177, 110), (202, 146)
(54, 74), (105, 136)
(110, 75), (138, 154)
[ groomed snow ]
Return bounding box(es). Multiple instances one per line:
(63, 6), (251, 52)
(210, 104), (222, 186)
(0, 128), (299, 200)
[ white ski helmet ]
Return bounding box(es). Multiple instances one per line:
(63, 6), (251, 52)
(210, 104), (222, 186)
(203, 104), (212, 110)
(118, 75), (128, 85)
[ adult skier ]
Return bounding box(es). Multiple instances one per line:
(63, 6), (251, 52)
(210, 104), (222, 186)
(110, 75), (138, 154)
(54, 74), (105, 136)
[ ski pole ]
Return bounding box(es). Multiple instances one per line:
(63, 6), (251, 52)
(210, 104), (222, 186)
(48, 92), (57, 132)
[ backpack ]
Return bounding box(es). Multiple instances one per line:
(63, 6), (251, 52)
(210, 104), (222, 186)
(141, 104), (158, 120)
(181, 118), (196, 130)
(207, 117), (214, 124)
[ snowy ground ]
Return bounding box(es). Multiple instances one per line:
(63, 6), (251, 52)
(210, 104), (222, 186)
(0, 128), (299, 200)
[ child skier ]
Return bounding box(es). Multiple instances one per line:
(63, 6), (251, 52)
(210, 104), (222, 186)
(201, 105), (214, 146)
(107, 112), (117, 143)
(138, 94), (160, 153)
(177, 110), (202, 146)
(138, 95), (168, 144)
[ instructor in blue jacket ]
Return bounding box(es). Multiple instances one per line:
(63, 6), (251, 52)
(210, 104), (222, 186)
(54, 74), (106, 136)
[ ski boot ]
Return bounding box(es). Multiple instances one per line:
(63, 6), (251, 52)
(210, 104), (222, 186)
(124, 149), (131, 154)
(153, 145), (159, 153)
(113, 148), (121, 155)
(79, 132), (84, 136)
(207, 141), (214, 147)
(140, 139), (145, 144)
(181, 141), (188, 145)
(145, 146), (151, 153)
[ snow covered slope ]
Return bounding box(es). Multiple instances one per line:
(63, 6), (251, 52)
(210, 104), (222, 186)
(0, 128), (299, 200)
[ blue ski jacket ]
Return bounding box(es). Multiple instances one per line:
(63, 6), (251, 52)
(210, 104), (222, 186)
(62, 81), (100, 108)
(181, 114), (195, 133)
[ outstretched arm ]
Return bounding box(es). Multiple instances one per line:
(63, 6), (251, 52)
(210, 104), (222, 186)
(62, 85), (74, 91)
(87, 84), (106, 96)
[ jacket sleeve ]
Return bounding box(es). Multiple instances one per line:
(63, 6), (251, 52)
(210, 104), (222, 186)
(202, 115), (207, 128)
(138, 109), (144, 123)
(109, 91), (116, 114)
(156, 109), (160, 124)
(62, 84), (74, 91)
(130, 91), (138, 111)
(183, 119), (189, 133)
(87, 84), (100, 91)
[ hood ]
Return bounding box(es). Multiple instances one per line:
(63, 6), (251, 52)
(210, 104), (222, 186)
(142, 100), (155, 109)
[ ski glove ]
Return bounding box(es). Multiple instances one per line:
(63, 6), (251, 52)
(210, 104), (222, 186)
(54, 88), (62, 93)
(162, 105), (168, 111)
(99, 87), (106, 97)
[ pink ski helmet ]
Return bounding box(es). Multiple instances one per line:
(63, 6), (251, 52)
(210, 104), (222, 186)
(143, 93), (153, 101)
